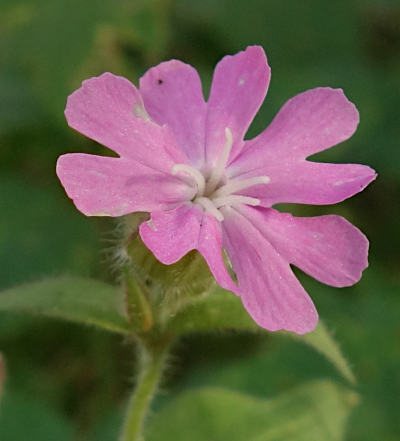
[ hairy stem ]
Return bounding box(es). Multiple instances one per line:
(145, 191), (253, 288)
(119, 339), (171, 441)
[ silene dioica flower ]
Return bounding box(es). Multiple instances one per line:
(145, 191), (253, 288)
(57, 46), (376, 334)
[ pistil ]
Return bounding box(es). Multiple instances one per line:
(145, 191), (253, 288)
(205, 128), (233, 194)
(212, 195), (260, 209)
(212, 176), (270, 198)
(195, 197), (224, 221)
(172, 164), (206, 197)
(170, 127), (270, 222)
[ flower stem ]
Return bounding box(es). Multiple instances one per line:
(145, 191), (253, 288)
(120, 339), (171, 441)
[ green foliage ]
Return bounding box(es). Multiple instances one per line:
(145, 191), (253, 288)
(169, 287), (355, 384)
(301, 272), (400, 441)
(0, 175), (99, 290)
(0, 0), (172, 124)
(0, 390), (74, 441)
(0, 354), (4, 403)
(168, 286), (257, 333)
(147, 381), (358, 441)
(0, 277), (130, 334)
(288, 322), (356, 385)
(0, 272), (355, 385)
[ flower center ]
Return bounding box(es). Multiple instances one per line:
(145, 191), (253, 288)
(172, 128), (270, 221)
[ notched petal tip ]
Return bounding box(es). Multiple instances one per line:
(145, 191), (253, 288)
(313, 87), (360, 142)
(64, 72), (141, 126)
(287, 86), (361, 154)
(139, 59), (200, 85)
(56, 155), (92, 217)
(239, 44), (268, 59)
(139, 58), (207, 166)
(331, 219), (370, 288)
(205, 45), (271, 163)
(328, 162), (377, 205)
(357, 164), (378, 192)
(250, 44), (269, 62)
(220, 45), (270, 75)
(65, 72), (124, 115)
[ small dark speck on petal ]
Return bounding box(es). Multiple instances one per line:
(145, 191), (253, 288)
(157, 79), (163, 84)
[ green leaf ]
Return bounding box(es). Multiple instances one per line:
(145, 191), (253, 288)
(0, 277), (130, 334)
(168, 288), (355, 383)
(1, 0), (173, 124)
(0, 354), (4, 403)
(0, 390), (74, 441)
(0, 175), (99, 290)
(287, 321), (356, 385)
(167, 287), (257, 334)
(147, 380), (358, 441)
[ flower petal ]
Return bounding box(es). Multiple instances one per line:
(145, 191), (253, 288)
(56, 154), (192, 216)
(205, 46), (271, 166)
(236, 206), (369, 287)
(139, 205), (237, 292)
(140, 60), (207, 167)
(65, 73), (188, 171)
(139, 205), (201, 264)
(222, 207), (318, 334)
(237, 87), (360, 162)
(229, 160), (376, 206)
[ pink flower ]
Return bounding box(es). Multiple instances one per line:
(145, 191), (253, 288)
(57, 46), (376, 334)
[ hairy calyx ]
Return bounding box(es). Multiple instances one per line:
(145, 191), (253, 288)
(172, 128), (270, 221)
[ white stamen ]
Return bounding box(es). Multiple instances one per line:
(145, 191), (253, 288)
(212, 176), (270, 198)
(206, 127), (233, 194)
(172, 164), (206, 196)
(212, 195), (260, 208)
(195, 197), (224, 221)
(170, 129), (267, 222)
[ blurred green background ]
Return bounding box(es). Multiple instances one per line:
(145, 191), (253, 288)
(0, 0), (399, 440)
